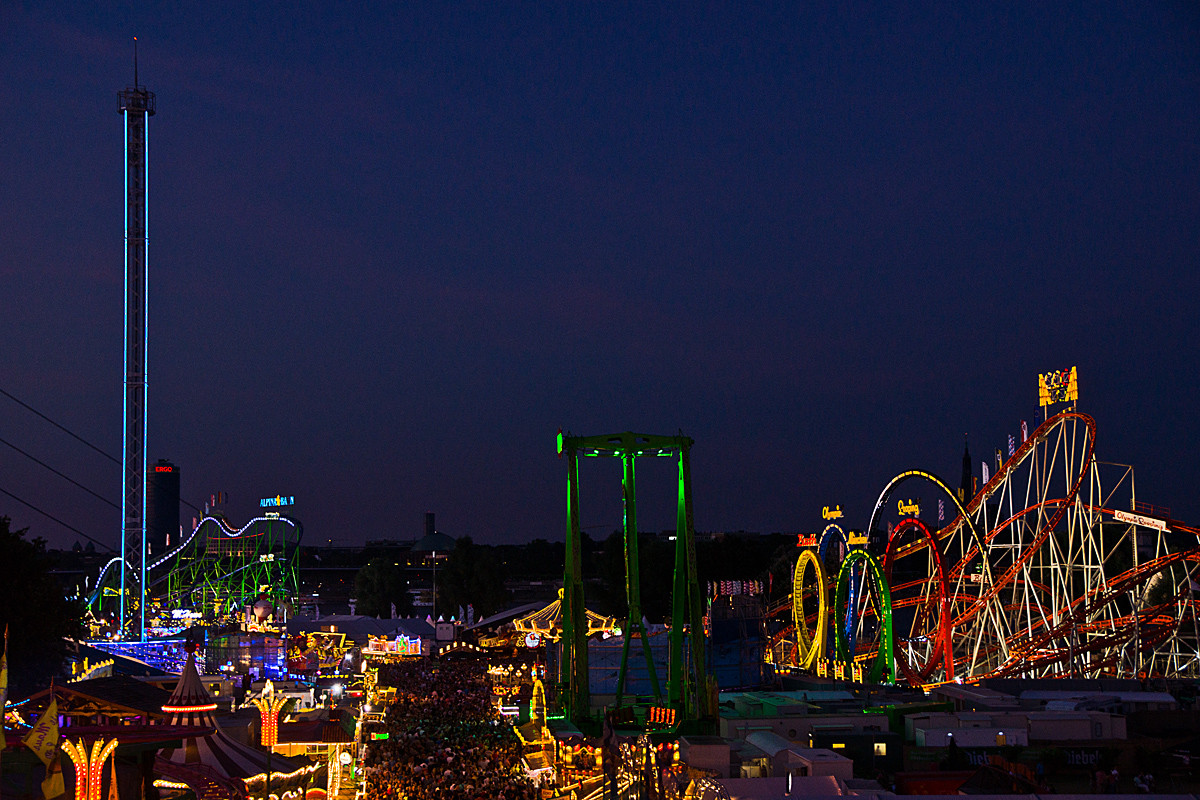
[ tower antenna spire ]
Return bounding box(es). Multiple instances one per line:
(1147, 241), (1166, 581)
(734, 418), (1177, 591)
(134, 37), (138, 87)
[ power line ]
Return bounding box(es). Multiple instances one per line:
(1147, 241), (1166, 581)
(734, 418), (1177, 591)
(0, 387), (118, 464)
(0, 483), (116, 553)
(0, 385), (205, 516)
(0, 434), (118, 509)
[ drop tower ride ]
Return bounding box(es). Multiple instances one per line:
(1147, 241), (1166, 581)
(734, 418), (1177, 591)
(118, 46), (155, 639)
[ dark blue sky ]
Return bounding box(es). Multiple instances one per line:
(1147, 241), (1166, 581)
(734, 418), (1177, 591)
(1, 3), (1198, 549)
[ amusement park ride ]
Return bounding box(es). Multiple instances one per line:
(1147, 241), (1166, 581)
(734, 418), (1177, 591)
(557, 430), (715, 725)
(87, 512), (301, 638)
(781, 368), (1200, 686)
(81, 366), (1198, 704)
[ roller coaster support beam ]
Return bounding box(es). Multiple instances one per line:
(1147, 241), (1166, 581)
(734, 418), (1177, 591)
(616, 441), (661, 706)
(669, 441), (712, 718)
(561, 445), (589, 720)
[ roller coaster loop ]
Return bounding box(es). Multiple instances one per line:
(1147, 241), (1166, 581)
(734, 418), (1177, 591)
(792, 550), (828, 670)
(834, 549), (894, 684)
(882, 517), (953, 685)
(867, 469), (991, 588)
(817, 523), (847, 565)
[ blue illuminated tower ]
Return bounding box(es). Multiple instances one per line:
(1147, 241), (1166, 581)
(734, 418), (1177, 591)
(119, 45), (155, 640)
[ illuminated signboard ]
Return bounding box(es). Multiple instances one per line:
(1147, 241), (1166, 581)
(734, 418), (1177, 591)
(797, 534), (818, 548)
(1114, 510), (1169, 532)
(366, 635), (422, 656)
(822, 505), (843, 520)
(155, 465), (174, 473)
(1039, 366), (1079, 406)
(897, 499), (920, 517)
(260, 495), (295, 508)
(847, 531), (868, 546)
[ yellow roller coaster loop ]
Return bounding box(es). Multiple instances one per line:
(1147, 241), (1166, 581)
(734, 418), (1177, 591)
(792, 549), (828, 670)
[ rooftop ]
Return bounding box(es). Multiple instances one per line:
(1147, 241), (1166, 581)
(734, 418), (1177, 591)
(412, 532), (457, 552)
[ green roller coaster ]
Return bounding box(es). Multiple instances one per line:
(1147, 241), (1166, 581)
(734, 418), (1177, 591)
(163, 514), (301, 620)
(87, 514), (302, 625)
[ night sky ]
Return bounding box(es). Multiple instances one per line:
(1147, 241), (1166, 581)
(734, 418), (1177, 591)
(2, 4), (1198, 550)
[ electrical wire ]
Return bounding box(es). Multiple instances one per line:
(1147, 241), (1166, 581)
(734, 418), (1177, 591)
(0, 484), (116, 552)
(0, 387), (118, 464)
(0, 385), (205, 515)
(0, 434), (118, 509)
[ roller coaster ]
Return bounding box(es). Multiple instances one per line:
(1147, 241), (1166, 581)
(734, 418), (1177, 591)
(87, 513), (301, 628)
(780, 409), (1200, 684)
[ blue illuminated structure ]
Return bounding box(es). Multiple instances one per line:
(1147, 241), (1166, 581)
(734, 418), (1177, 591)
(118, 45), (155, 640)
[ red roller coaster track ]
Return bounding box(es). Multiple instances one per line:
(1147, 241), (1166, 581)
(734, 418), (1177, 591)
(774, 410), (1200, 684)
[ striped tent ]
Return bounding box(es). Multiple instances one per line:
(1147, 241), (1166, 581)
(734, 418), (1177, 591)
(159, 652), (320, 792)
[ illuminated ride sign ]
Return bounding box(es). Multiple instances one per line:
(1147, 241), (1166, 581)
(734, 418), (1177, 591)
(1039, 366), (1079, 407)
(365, 635), (422, 657)
(259, 495), (295, 508)
(1114, 509), (1169, 532)
(897, 499), (920, 517)
(847, 530), (869, 546)
(796, 533), (818, 548)
(822, 505), (844, 520)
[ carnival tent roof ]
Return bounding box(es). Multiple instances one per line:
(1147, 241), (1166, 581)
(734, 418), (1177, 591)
(159, 649), (313, 784)
(15, 676), (173, 722)
(165, 651), (216, 710)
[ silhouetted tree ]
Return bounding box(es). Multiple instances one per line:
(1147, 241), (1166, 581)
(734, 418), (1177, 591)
(0, 517), (86, 696)
(353, 558), (414, 618)
(435, 537), (510, 618)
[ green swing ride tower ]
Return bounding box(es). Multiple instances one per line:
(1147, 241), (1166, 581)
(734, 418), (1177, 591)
(557, 430), (715, 724)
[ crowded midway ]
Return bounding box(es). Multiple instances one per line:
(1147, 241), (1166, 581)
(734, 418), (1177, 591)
(363, 660), (539, 800)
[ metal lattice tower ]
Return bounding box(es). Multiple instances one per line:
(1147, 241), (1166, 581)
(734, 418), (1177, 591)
(118, 45), (155, 640)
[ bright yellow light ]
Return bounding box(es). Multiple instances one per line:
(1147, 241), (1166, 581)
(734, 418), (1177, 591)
(61, 736), (120, 800)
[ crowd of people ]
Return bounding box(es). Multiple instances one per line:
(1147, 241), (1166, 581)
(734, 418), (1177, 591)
(364, 660), (538, 800)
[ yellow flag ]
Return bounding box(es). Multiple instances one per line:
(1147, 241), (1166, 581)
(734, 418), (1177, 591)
(41, 751), (66, 799)
(22, 697), (59, 766)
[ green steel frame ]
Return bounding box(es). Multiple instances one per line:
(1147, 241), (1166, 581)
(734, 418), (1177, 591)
(159, 514), (301, 620)
(558, 430), (713, 723)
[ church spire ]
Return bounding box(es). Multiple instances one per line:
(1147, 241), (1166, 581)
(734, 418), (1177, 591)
(959, 434), (973, 501)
